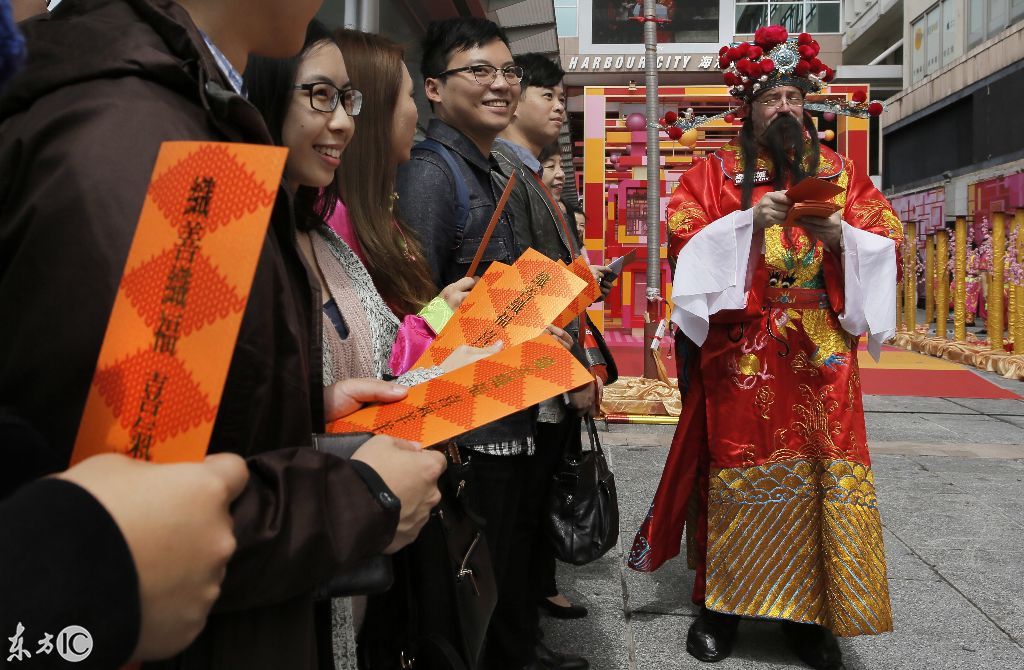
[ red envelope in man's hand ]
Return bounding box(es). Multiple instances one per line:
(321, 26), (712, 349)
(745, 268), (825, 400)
(783, 177), (844, 227)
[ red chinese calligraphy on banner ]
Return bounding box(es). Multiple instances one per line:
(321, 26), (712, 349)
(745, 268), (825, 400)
(71, 142), (287, 465)
(329, 335), (591, 446)
(413, 248), (588, 369)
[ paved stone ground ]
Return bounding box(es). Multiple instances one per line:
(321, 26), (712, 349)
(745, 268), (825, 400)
(540, 366), (1024, 669)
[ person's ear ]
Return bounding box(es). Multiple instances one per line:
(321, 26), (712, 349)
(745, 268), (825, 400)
(424, 77), (443, 105)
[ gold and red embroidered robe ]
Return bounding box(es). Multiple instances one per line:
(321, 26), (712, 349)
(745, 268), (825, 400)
(629, 141), (902, 637)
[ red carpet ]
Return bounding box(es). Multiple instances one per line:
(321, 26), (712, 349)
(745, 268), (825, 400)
(858, 368), (1020, 399)
(606, 343), (1020, 400)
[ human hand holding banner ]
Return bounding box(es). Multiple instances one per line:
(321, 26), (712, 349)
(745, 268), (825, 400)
(71, 142), (287, 465)
(328, 335), (592, 446)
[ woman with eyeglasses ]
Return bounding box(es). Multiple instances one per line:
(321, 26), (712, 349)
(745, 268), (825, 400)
(244, 21), (495, 670)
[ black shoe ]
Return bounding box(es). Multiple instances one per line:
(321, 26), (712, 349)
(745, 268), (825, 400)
(539, 596), (589, 619)
(686, 607), (740, 662)
(534, 640), (589, 669)
(781, 621), (845, 670)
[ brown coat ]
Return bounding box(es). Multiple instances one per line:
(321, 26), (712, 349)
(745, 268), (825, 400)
(0, 1), (396, 667)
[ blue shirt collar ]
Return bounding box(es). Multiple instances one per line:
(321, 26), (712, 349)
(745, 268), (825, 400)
(495, 137), (541, 175)
(200, 31), (246, 97)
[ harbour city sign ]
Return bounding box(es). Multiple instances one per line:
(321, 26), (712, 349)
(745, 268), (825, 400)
(562, 54), (722, 72)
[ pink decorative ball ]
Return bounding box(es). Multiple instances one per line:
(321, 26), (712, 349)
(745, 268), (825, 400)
(823, 111), (836, 122)
(625, 113), (647, 131)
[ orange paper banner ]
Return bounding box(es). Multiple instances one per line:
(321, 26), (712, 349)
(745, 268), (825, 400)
(71, 142), (287, 465)
(329, 335), (591, 446)
(553, 254), (602, 329)
(414, 248), (588, 369)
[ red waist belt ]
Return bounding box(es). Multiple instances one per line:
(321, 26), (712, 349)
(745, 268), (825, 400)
(764, 287), (830, 309)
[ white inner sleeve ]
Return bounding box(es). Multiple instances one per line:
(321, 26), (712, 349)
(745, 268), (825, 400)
(669, 213), (897, 361)
(837, 222), (898, 362)
(669, 208), (755, 346)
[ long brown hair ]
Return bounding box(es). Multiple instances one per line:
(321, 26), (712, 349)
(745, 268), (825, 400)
(333, 28), (436, 316)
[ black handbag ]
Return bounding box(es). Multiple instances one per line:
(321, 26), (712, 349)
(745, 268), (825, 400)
(311, 432), (394, 598)
(359, 445), (497, 670)
(545, 416), (619, 566)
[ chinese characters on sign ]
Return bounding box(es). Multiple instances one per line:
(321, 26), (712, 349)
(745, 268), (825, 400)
(128, 176), (215, 461)
(70, 142), (287, 466)
(492, 272), (552, 331)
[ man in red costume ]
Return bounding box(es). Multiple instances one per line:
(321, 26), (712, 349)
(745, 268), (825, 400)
(628, 26), (902, 670)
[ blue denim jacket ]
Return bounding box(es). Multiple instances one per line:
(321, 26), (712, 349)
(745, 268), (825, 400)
(396, 119), (519, 288)
(396, 119), (535, 449)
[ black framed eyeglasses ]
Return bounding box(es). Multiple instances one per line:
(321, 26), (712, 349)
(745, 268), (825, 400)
(433, 64), (524, 86)
(293, 82), (363, 116)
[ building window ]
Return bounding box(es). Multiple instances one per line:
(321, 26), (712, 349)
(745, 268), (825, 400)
(735, 1), (841, 34)
(967, 0), (1023, 50)
(556, 0), (579, 37)
(1013, 0), (1024, 24)
(911, 0), (964, 84)
(591, 0), (720, 44)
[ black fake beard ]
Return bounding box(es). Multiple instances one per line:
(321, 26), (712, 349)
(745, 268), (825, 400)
(762, 113), (811, 190)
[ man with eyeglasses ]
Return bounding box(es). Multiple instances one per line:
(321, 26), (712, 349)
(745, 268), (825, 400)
(0, 3), (445, 669)
(629, 25), (902, 670)
(394, 17), (583, 670)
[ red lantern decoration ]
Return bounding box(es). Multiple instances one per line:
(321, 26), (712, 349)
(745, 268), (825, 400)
(664, 110), (678, 124)
(667, 126), (683, 140)
(867, 102), (883, 116)
(851, 90), (867, 103)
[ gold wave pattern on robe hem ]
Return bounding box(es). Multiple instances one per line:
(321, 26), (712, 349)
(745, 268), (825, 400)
(704, 458), (893, 637)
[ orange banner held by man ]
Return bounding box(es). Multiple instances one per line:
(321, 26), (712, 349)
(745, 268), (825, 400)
(414, 248), (588, 369)
(329, 335), (592, 446)
(71, 142), (287, 465)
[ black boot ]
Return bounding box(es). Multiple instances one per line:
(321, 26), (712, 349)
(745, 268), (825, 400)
(686, 607), (741, 662)
(781, 620), (845, 670)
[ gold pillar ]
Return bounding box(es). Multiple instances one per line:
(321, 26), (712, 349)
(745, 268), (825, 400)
(904, 222), (917, 332)
(954, 217), (967, 341)
(897, 280), (904, 331)
(1010, 211), (1019, 347)
(989, 212), (1006, 350)
(924, 233), (935, 324)
(1016, 210), (1024, 354)
(936, 230), (949, 339)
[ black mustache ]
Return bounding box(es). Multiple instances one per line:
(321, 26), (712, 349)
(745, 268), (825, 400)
(763, 114), (812, 190)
